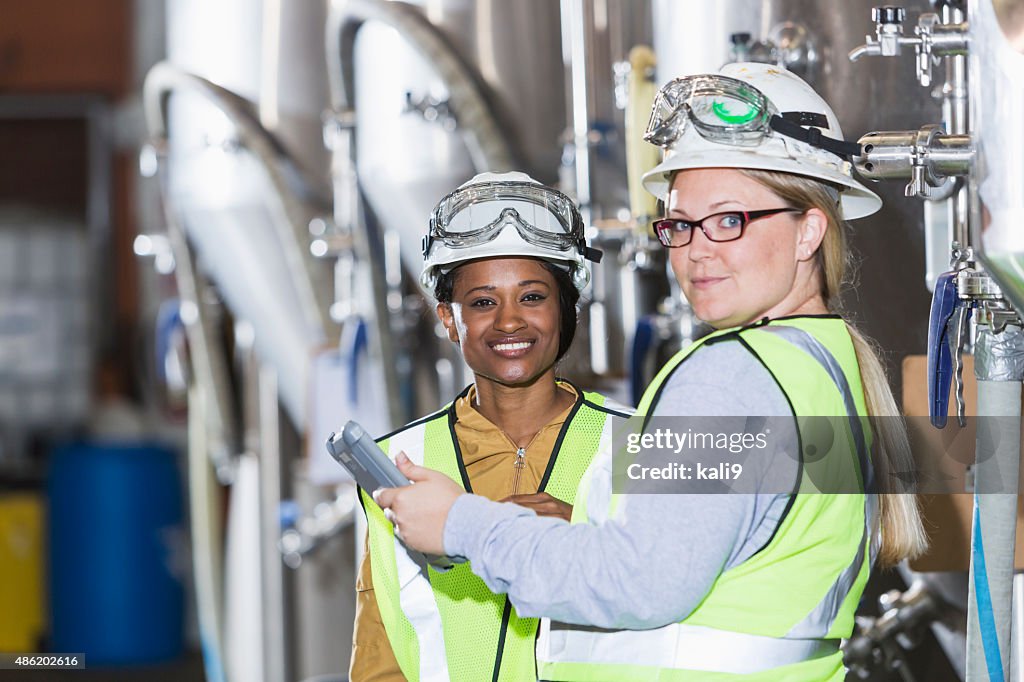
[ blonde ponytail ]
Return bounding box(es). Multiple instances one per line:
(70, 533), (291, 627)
(847, 325), (928, 565)
(741, 168), (928, 567)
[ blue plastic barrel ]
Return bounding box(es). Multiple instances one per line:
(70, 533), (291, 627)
(48, 442), (185, 664)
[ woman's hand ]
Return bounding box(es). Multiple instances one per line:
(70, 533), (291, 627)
(373, 452), (465, 556)
(499, 493), (573, 522)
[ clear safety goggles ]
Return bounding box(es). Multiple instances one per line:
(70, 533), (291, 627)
(423, 181), (602, 262)
(643, 75), (860, 160)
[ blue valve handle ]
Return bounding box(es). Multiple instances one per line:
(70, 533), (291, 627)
(927, 271), (959, 428)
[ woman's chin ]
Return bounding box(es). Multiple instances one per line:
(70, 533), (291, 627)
(479, 366), (551, 389)
(692, 302), (734, 328)
(479, 368), (536, 385)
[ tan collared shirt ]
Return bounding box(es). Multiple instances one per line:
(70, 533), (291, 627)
(349, 382), (578, 681)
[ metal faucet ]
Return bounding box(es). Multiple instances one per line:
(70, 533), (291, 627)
(849, 5), (968, 87)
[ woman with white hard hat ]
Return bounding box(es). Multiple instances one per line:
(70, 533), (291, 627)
(350, 171), (630, 681)
(375, 64), (926, 681)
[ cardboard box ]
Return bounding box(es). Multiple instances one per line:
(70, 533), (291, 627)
(902, 354), (1024, 571)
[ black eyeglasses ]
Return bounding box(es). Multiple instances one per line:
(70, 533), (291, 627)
(652, 208), (805, 248)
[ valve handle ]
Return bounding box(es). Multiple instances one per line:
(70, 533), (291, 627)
(949, 304), (969, 427)
(927, 271), (958, 428)
(872, 6), (907, 24)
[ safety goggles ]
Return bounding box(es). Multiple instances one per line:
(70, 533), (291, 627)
(423, 181), (602, 262)
(643, 75), (860, 160)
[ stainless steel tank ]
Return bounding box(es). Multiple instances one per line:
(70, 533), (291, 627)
(259, 0), (333, 198)
(348, 0), (569, 281)
(164, 0), (332, 427)
(161, 3), (349, 681)
(408, 0), (568, 182)
(972, 0), (1024, 311)
(351, 16), (478, 278)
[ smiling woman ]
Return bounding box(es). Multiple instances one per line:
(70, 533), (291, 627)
(349, 172), (630, 682)
(664, 167), (829, 329)
(436, 257), (571, 390)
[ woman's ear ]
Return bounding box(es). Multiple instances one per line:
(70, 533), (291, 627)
(797, 208), (828, 262)
(436, 303), (460, 343)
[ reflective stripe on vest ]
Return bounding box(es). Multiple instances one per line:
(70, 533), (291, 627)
(364, 388), (625, 682)
(540, 623), (839, 675)
(537, 317), (874, 680)
(754, 324), (877, 640)
(760, 325), (873, 495)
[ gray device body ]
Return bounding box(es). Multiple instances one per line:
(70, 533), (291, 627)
(325, 420), (458, 570)
(325, 420), (410, 493)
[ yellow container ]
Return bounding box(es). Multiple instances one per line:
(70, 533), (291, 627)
(0, 493), (44, 652)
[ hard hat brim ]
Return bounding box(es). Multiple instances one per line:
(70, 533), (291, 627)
(641, 148), (882, 220)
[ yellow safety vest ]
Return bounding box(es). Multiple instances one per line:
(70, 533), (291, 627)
(363, 383), (630, 681)
(538, 316), (875, 681)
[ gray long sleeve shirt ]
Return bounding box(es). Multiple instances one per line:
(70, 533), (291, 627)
(442, 339), (800, 629)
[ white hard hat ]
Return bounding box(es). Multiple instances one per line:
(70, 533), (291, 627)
(641, 63), (881, 220)
(421, 171), (600, 292)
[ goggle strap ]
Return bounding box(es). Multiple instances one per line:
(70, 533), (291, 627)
(779, 111), (830, 129)
(769, 114), (862, 160)
(583, 244), (604, 263)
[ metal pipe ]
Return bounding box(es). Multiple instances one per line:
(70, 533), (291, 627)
(856, 131), (972, 180)
(156, 141), (235, 682)
(154, 147), (238, 483)
(324, 117), (405, 427)
(143, 62), (334, 342)
(848, 44), (875, 61)
(561, 0), (593, 222)
(966, 324), (1024, 680)
(928, 137), (975, 174)
(258, 363), (291, 682)
(186, 382), (227, 682)
(855, 128), (971, 205)
(941, 3), (971, 254)
(931, 22), (971, 54)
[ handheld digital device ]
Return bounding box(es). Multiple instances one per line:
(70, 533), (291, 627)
(325, 421), (410, 493)
(325, 420), (459, 570)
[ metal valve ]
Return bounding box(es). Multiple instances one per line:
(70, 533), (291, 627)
(872, 6), (906, 25)
(873, 6), (908, 58)
(726, 23), (819, 82)
(844, 579), (945, 679)
(926, 245), (1017, 429)
(853, 125), (972, 199)
(851, 5), (910, 59)
(849, 6), (968, 87)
